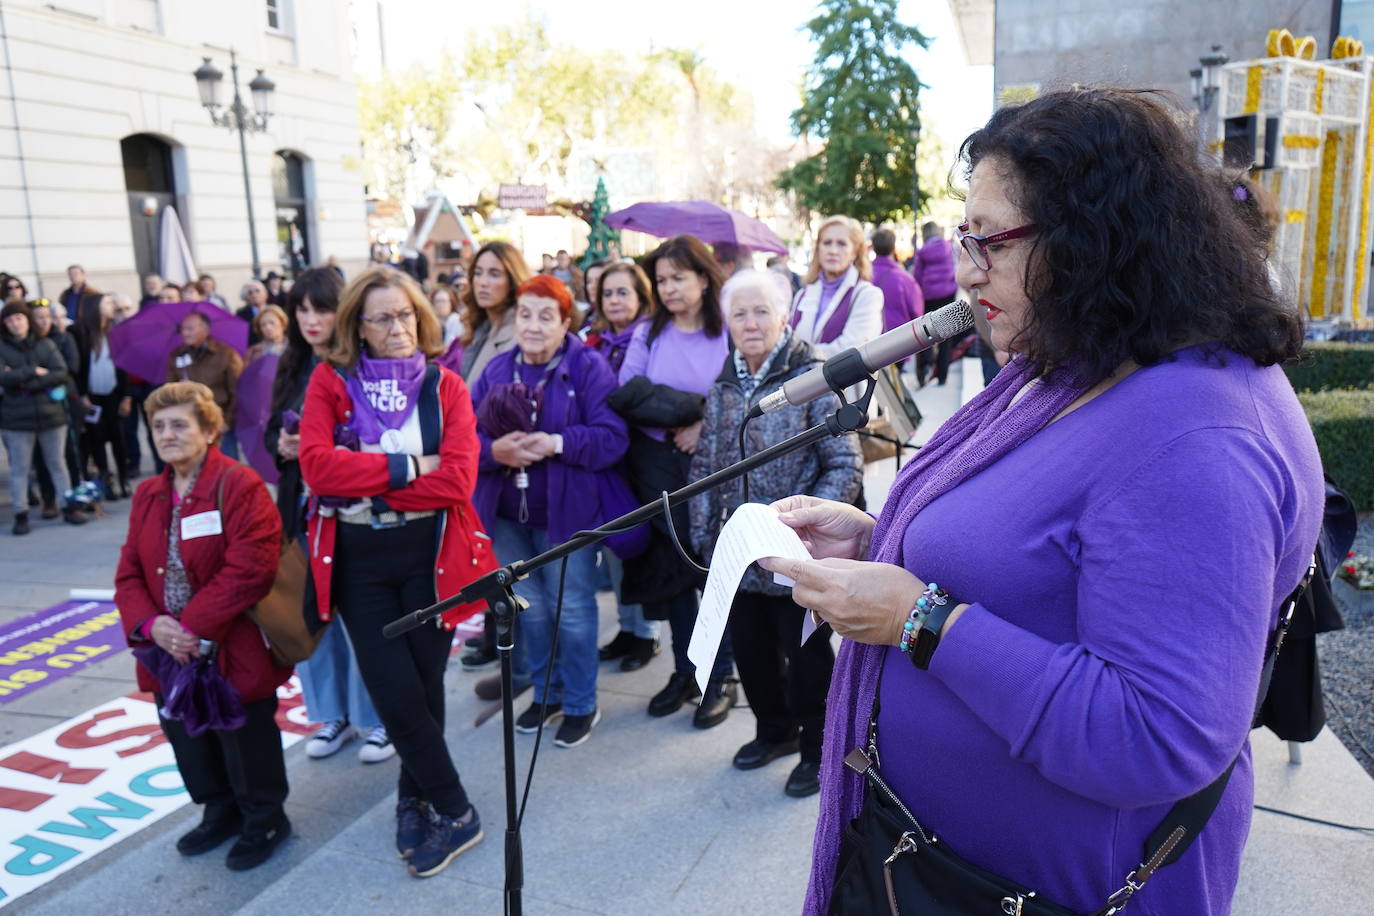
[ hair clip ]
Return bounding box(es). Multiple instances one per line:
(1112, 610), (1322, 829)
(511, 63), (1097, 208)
(1232, 185), (1249, 202)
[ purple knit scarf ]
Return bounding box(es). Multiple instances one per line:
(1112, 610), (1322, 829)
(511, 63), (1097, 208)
(803, 355), (1091, 914)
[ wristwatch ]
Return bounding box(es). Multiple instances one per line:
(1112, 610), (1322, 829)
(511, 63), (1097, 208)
(910, 588), (957, 670)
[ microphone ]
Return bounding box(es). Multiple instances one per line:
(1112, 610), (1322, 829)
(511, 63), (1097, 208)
(749, 299), (975, 418)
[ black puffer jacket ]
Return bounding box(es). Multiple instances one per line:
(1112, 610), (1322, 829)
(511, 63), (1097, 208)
(0, 333), (71, 432)
(688, 335), (863, 595)
(609, 376), (710, 610)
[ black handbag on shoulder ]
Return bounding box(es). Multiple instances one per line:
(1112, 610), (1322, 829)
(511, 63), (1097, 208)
(830, 562), (1316, 916)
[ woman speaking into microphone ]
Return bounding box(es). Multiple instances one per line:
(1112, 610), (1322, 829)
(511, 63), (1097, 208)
(762, 88), (1323, 916)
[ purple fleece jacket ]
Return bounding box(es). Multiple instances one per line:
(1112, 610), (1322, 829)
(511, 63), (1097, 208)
(471, 334), (629, 542)
(812, 348), (1323, 915)
(912, 236), (957, 300)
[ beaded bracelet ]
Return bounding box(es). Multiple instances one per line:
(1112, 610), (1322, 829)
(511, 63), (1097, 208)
(899, 582), (949, 654)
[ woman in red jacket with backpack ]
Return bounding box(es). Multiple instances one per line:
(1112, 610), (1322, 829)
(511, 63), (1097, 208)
(298, 265), (495, 879)
(115, 381), (290, 871)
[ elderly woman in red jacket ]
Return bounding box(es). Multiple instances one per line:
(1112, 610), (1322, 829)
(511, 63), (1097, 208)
(115, 381), (289, 871)
(299, 265), (495, 879)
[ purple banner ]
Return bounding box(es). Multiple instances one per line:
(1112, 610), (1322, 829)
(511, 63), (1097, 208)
(0, 601), (125, 705)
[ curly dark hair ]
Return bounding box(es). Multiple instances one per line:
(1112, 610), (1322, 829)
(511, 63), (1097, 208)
(643, 235), (725, 342)
(958, 87), (1304, 383)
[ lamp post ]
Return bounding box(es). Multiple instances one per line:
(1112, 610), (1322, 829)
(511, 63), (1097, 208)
(193, 50), (275, 279)
(1191, 44), (1229, 112)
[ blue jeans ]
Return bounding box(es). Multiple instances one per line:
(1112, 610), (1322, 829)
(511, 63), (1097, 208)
(492, 518), (600, 716)
(603, 549), (660, 640)
(219, 428), (241, 461)
(297, 617), (382, 729)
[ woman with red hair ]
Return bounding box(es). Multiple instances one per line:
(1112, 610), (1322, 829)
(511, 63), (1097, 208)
(469, 275), (631, 748)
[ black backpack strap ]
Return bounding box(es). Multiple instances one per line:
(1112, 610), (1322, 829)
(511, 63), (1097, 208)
(1095, 556), (1317, 914)
(418, 363), (442, 454)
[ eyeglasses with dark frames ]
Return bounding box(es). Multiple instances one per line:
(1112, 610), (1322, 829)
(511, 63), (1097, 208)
(955, 221), (1040, 270)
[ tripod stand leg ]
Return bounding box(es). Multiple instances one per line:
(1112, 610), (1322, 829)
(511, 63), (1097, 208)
(493, 592), (524, 916)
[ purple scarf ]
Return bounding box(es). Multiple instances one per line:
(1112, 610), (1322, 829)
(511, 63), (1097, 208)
(344, 352), (426, 444)
(804, 355), (1091, 914)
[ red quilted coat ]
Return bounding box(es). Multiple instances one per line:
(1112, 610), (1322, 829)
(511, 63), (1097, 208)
(115, 447), (290, 702)
(298, 361), (495, 628)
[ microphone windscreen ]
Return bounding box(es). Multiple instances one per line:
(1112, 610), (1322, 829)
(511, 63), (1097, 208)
(928, 299), (975, 340)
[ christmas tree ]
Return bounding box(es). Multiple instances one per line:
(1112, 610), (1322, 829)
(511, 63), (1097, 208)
(581, 177), (620, 267)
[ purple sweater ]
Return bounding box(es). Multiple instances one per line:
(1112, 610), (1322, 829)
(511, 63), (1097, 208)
(912, 236), (957, 299)
(871, 254), (923, 330)
(471, 335), (630, 542)
(618, 320), (728, 441)
(865, 350), (1322, 914)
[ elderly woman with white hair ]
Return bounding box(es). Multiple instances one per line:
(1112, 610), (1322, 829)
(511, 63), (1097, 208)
(688, 270), (863, 798)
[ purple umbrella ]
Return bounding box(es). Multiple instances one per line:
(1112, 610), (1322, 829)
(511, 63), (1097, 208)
(133, 645), (246, 736)
(603, 201), (788, 254)
(476, 382), (539, 438)
(108, 301), (249, 384)
(235, 352), (281, 485)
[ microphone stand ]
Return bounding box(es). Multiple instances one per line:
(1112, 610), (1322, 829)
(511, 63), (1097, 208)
(384, 375), (879, 916)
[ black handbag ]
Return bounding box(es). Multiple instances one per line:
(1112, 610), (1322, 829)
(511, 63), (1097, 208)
(830, 562), (1317, 916)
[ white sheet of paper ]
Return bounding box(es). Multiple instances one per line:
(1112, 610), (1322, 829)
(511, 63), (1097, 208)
(688, 503), (813, 694)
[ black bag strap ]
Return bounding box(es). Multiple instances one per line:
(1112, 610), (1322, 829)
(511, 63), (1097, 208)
(863, 556), (1317, 916)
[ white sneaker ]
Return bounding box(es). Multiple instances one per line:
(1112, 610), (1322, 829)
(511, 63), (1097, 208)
(305, 719), (356, 759)
(358, 725), (397, 764)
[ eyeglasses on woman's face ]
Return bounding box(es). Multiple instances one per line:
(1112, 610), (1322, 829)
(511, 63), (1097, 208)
(955, 221), (1039, 271)
(360, 308), (416, 329)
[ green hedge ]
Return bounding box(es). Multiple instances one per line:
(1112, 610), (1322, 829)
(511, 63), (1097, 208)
(1297, 388), (1374, 510)
(1285, 342), (1374, 392)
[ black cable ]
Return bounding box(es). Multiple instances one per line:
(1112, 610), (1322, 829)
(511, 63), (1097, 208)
(661, 490), (709, 574)
(1252, 804), (1374, 834)
(516, 555), (568, 831)
(738, 414), (752, 504)
(1322, 688), (1374, 775)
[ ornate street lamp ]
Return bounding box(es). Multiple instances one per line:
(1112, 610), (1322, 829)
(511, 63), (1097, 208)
(193, 50), (275, 278)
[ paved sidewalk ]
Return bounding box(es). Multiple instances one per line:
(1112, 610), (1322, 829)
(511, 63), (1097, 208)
(4, 358), (1372, 913)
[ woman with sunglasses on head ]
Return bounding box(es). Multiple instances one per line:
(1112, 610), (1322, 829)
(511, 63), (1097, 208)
(299, 266), (495, 879)
(763, 88), (1323, 916)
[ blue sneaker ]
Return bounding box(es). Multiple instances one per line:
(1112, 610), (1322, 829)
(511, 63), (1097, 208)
(408, 806), (483, 877)
(395, 796), (433, 859)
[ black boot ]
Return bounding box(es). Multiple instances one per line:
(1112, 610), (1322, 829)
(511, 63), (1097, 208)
(598, 630), (636, 662)
(619, 635), (661, 672)
(40, 500), (59, 520)
(118, 477), (132, 499)
(647, 672), (700, 717)
(177, 804), (242, 856)
(12, 512), (30, 536)
(693, 676), (738, 730)
(99, 474), (119, 501)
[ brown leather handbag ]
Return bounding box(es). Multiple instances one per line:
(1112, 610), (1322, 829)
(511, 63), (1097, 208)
(218, 470), (326, 667)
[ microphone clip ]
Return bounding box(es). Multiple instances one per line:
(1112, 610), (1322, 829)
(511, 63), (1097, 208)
(822, 361), (876, 437)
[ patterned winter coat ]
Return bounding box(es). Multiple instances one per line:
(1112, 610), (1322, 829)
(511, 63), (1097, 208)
(688, 335), (863, 596)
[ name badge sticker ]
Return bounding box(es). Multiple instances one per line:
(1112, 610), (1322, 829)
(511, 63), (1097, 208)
(181, 510), (224, 540)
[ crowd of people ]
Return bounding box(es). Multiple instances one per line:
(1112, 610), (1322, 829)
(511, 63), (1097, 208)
(12, 85), (1320, 916)
(65, 220), (959, 879)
